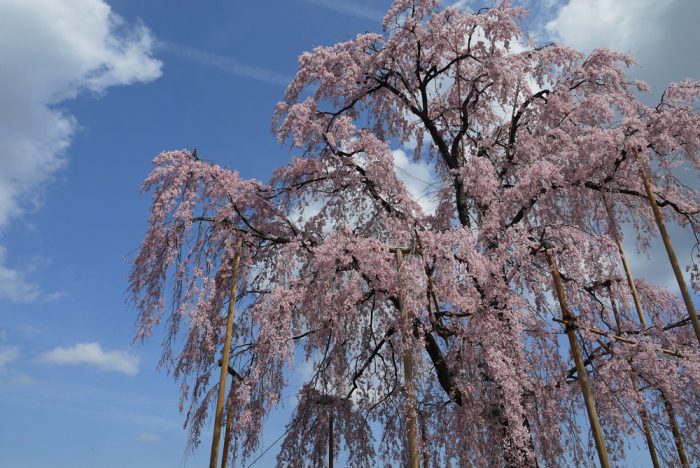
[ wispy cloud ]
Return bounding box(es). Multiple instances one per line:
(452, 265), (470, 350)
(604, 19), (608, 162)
(0, 248), (67, 303)
(17, 323), (42, 338)
(2, 381), (182, 434)
(38, 342), (139, 376)
(0, 346), (19, 371)
(137, 432), (160, 443)
(9, 374), (33, 385)
(0, 257), (40, 303)
(158, 41), (292, 86)
(303, 0), (384, 21)
(392, 149), (439, 215)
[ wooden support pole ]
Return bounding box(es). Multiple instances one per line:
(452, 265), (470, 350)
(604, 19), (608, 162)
(546, 252), (611, 468)
(618, 239), (648, 328)
(608, 294), (660, 468)
(603, 197), (648, 328)
(622, 156), (695, 465)
(637, 393), (661, 468)
(220, 378), (237, 468)
(209, 238), (243, 468)
(662, 391), (689, 468)
(395, 249), (420, 468)
(611, 227), (691, 467)
(634, 148), (700, 345)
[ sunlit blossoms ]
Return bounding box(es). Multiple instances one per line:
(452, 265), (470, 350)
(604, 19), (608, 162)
(130, 1), (700, 466)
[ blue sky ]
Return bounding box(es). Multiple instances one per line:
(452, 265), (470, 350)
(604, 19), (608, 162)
(0, 0), (698, 467)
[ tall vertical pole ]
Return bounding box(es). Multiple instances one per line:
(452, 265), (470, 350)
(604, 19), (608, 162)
(635, 385), (661, 468)
(220, 378), (237, 468)
(605, 197), (647, 327)
(607, 197), (659, 466)
(603, 196), (647, 328)
(609, 294), (660, 468)
(210, 238), (244, 468)
(546, 251), (611, 468)
(616, 239), (647, 328)
(663, 391), (689, 468)
(395, 249), (420, 468)
(634, 148), (700, 345)
(607, 207), (688, 468)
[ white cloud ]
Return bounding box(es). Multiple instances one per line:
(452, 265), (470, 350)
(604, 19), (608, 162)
(545, 0), (672, 54)
(545, 0), (699, 96)
(9, 374), (34, 385)
(392, 149), (439, 215)
(38, 342), (139, 376)
(546, 0), (700, 294)
(0, 246), (41, 303)
(0, 247), (68, 303)
(296, 358), (316, 383)
(0, 0), (161, 228)
(0, 346), (19, 371)
(137, 432), (160, 443)
(0, 0), (161, 301)
(17, 324), (43, 338)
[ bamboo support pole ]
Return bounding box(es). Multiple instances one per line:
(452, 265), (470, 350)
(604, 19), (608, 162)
(220, 379), (237, 468)
(634, 148), (700, 345)
(607, 203), (693, 466)
(616, 162), (694, 464)
(615, 233), (690, 466)
(547, 252), (611, 468)
(395, 249), (420, 468)
(616, 240), (648, 327)
(608, 295), (660, 468)
(662, 391), (689, 467)
(209, 237), (244, 468)
(637, 393), (661, 468)
(603, 197), (648, 328)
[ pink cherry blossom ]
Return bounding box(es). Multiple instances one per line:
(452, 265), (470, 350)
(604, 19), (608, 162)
(131, 1), (700, 466)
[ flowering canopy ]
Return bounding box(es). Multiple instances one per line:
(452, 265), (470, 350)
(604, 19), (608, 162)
(130, 1), (700, 466)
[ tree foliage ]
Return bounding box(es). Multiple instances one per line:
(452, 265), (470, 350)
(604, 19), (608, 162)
(130, 1), (700, 465)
